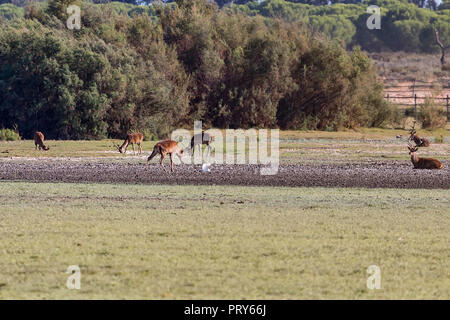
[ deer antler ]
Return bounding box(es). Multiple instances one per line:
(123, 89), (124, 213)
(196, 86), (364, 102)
(409, 120), (416, 134)
(407, 120), (416, 144)
(407, 120), (421, 153)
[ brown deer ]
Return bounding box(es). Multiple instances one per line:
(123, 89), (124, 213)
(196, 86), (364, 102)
(408, 144), (443, 170)
(116, 133), (144, 155)
(408, 120), (430, 147)
(190, 131), (213, 156)
(411, 134), (430, 147)
(34, 132), (49, 151)
(147, 140), (184, 173)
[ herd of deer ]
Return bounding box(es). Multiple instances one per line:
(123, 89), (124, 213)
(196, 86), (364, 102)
(33, 123), (443, 171)
(34, 131), (213, 172)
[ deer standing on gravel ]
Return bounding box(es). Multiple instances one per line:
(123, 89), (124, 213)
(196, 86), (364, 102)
(190, 131), (213, 156)
(34, 132), (49, 151)
(116, 133), (144, 155)
(408, 144), (443, 169)
(147, 140), (184, 173)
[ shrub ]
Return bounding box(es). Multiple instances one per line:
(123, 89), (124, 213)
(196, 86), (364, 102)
(434, 135), (444, 144)
(0, 128), (21, 141)
(418, 97), (447, 129)
(140, 128), (158, 141)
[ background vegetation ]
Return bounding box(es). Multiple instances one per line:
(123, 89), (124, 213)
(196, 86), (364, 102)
(0, 128), (21, 141)
(230, 0), (450, 53)
(1, 0), (447, 139)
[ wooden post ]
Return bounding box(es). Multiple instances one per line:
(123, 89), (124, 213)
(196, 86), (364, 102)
(447, 95), (449, 121)
(414, 94), (417, 119)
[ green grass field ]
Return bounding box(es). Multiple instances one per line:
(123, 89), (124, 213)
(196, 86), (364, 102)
(1, 128), (449, 164)
(0, 182), (448, 299)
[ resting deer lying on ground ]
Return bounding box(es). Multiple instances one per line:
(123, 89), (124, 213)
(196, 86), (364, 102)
(411, 134), (430, 147)
(116, 133), (144, 155)
(190, 131), (213, 156)
(408, 144), (443, 169)
(147, 140), (184, 173)
(34, 132), (49, 151)
(408, 120), (430, 147)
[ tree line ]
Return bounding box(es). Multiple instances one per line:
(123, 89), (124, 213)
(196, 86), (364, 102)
(230, 0), (450, 53)
(1, 0), (398, 139)
(2, 0), (449, 53)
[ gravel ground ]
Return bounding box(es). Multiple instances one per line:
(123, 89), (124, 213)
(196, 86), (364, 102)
(0, 159), (449, 189)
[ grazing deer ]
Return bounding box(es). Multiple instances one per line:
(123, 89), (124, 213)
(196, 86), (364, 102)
(34, 132), (49, 151)
(116, 133), (144, 155)
(408, 145), (443, 169)
(147, 140), (184, 173)
(190, 131), (213, 156)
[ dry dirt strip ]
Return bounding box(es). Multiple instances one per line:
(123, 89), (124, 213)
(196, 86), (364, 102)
(0, 160), (449, 189)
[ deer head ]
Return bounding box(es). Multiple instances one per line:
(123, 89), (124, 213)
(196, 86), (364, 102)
(114, 144), (123, 153)
(408, 145), (418, 154)
(407, 139), (418, 154)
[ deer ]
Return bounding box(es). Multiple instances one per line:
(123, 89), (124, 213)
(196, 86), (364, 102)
(411, 134), (430, 147)
(408, 143), (443, 170)
(408, 120), (430, 147)
(147, 140), (184, 173)
(34, 132), (50, 151)
(116, 133), (144, 155)
(190, 131), (213, 156)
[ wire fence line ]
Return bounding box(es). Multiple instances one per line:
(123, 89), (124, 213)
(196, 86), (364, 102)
(385, 94), (450, 121)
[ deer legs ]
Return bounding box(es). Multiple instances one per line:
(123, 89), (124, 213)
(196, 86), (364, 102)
(158, 152), (175, 173)
(160, 152), (167, 172)
(192, 143), (212, 159)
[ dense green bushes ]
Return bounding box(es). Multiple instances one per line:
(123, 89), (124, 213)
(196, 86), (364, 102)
(1, 1), (448, 54)
(0, 3), (23, 20)
(0, 0), (396, 139)
(230, 0), (450, 53)
(0, 128), (21, 141)
(0, 19), (109, 139)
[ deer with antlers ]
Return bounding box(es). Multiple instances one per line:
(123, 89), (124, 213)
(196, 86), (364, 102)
(408, 120), (430, 148)
(190, 131), (213, 156)
(406, 121), (442, 169)
(116, 133), (144, 155)
(147, 140), (184, 173)
(34, 132), (50, 151)
(407, 143), (443, 169)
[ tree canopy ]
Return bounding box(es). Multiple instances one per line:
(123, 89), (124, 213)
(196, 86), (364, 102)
(0, 0), (406, 139)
